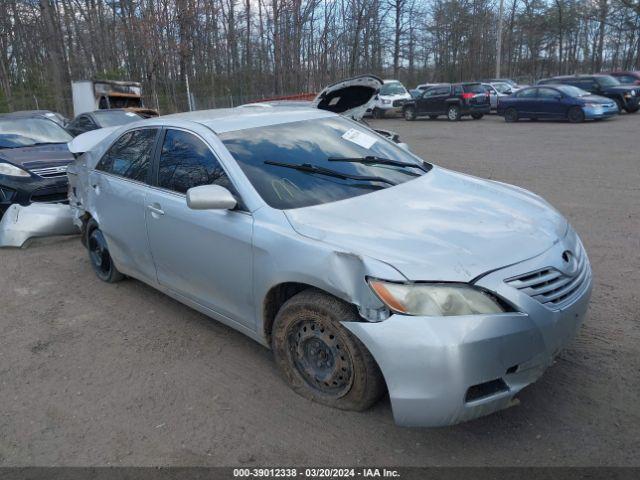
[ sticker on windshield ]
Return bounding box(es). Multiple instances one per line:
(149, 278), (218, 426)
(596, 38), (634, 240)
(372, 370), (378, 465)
(342, 129), (377, 149)
(125, 112), (137, 117)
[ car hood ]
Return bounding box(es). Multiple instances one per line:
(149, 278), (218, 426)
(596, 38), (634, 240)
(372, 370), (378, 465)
(581, 94), (615, 104)
(603, 85), (637, 95)
(284, 166), (568, 282)
(0, 143), (74, 169)
(312, 74), (383, 121)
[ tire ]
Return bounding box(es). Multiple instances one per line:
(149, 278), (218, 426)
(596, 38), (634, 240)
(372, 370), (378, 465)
(429, 115), (438, 120)
(567, 106), (585, 123)
(404, 107), (416, 121)
(86, 219), (124, 283)
(625, 104), (639, 113)
(372, 108), (384, 119)
(471, 113), (484, 120)
(272, 289), (385, 411)
(447, 105), (461, 121)
(504, 108), (519, 122)
(614, 98), (624, 112)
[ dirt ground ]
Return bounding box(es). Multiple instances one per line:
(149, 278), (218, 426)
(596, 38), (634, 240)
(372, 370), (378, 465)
(0, 113), (638, 467)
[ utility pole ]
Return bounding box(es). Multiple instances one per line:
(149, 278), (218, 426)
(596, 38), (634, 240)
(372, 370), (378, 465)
(496, 0), (505, 78)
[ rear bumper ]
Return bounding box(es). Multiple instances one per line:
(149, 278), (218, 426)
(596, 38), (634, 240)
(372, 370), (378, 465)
(461, 103), (491, 115)
(344, 232), (592, 427)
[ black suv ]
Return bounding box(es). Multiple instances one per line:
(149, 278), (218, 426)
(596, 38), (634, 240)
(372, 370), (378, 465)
(402, 83), (491, 121)
(537, 75), (639, 113)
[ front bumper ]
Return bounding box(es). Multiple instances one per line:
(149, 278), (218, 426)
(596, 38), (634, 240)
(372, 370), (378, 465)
(0, 174), (69, 218)
(583, 104), (619, 119)
(344, 232), (592, 427)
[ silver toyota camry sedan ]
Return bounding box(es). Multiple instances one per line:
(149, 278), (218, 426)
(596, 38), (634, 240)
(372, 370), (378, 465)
(67, 106), (592, 427)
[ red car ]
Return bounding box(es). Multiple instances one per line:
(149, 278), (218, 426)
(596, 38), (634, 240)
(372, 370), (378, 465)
(606, 71), (640, 86)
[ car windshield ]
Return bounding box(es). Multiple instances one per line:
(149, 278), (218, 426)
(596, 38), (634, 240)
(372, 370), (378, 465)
(93, 110), (141, 127)
(556, 85), (590, 97)
(492, 83), (512, 93)
(220, 116), (429, 209)
(0, 117), (72, 149)
(380, 83), (407, 95)
(596, 76), (621, 87)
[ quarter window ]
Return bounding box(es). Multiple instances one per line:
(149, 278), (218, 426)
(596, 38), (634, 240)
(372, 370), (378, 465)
(96, 128), (157, 182)
(157, 129), (231, 194)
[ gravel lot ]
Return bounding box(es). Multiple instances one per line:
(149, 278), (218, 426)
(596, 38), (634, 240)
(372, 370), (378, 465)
(1, 113), (638, 467)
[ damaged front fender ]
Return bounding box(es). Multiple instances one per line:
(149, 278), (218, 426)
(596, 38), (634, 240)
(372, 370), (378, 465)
(0, 203), (80, 248)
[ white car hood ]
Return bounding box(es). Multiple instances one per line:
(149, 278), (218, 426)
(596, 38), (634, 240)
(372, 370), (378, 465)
(285, 167), (567, 282)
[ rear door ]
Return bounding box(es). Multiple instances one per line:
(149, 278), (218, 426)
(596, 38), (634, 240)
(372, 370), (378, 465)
(145, 128), (254, 328)
(89, 127), (159, 281)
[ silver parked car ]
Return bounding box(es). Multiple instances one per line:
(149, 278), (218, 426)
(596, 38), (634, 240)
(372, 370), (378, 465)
(67, 106), (592, 427)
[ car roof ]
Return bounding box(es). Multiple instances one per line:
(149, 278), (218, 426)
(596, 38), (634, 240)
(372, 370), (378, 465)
(160, 106), (337, 134)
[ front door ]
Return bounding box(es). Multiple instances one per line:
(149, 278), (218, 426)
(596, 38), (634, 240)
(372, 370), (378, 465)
(536, 87), (566, 118)
(145, 128), (254, 328)
(89, 127), (159, 281)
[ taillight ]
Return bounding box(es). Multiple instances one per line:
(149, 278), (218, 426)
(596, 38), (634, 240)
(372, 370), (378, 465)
(461, 93), (475, 99)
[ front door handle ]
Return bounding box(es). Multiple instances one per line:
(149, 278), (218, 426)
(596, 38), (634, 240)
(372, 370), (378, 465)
(147, 204), (165, 216)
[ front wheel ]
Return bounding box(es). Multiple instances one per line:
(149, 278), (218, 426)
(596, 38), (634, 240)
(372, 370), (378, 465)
(504, 108), (519, 122)
(404, 107), (416, 121)
(447, 105), (461, 121)
(272, 289), (385, 411)
(625, 104), (639, 113)
(567, 106), (585, 123)
(87, 220), (124, 283)
(471, 113), (484, 120)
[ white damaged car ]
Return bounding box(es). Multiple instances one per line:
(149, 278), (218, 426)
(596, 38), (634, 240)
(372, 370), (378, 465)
(67, 104), (591, 427)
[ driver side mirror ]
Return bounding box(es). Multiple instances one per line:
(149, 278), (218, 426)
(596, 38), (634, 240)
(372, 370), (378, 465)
(186, 185), (237, 211)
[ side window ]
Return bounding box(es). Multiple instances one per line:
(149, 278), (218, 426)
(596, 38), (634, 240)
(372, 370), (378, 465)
(453, 85), (463, 95)
(95, 128), (157, 183)
(422, 88), (436, 98)
(158, 129), (232, 194)
(515, 88), (537, 98)
(538, 88), (559, 98)
(77, 116), (95, 131)
(434, 86), (451, 96)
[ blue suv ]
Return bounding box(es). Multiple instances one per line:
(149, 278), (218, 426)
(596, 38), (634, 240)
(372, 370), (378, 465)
(497, 85), (618, 123)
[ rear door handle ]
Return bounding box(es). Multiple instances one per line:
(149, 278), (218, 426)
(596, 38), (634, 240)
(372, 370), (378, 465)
(147, 204), (165, 216)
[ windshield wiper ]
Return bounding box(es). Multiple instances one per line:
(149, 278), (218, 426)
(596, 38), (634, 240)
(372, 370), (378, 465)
(327, 155), (429, 174)
(29, 142), (66, 147)
(265, 161), (397, 186)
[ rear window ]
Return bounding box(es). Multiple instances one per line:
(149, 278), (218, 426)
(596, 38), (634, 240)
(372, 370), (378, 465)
(93, 110), (141, 127)
(462, 84), (486, 94)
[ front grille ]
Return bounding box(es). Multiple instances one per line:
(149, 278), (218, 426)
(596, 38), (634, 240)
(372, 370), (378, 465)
(30, 185), (68, 204)
(505, 242), (590, 309)
(392, 99), (405, 107)
(30, 165), (68, 178)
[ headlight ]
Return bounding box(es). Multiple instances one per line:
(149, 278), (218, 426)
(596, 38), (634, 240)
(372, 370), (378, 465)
(368, 279), (507, 316)
(381, 99), (391, 104)
(0, 162), (30, 177)
(584, 103), (601, 108)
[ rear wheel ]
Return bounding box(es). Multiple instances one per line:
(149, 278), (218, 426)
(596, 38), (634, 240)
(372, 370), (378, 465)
(567, 106), (585, 123)
(87, 219), (124, 283)
(504, 108), (519, 122)
(403, 107), (416, 121)
(447, 105), (461, 121)
(471, 113), (484, 120)
(272, 289), (385, 411)
(372, 108), (384, 119)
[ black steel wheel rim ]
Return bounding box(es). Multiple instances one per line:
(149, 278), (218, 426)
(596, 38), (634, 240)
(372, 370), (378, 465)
(89, 229), (112, 277)
(287, 318), (354, 398)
